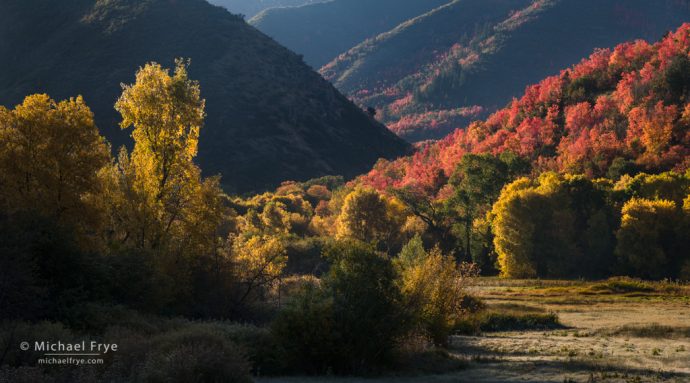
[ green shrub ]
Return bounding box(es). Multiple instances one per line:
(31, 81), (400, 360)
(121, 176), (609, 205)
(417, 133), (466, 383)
(273, 240), (406, 374)
(271, 285), (336, 374)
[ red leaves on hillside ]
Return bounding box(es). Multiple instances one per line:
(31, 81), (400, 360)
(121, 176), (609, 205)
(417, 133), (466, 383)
(628, 101), (680, 167)
(658, 23), (690, 70)
(358, 23), (690, 196)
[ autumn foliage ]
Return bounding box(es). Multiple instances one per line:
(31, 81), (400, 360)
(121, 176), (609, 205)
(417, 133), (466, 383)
(351, 24), (690, 280)
(2, 23), (690, 382)
(358, 24), (690, 195)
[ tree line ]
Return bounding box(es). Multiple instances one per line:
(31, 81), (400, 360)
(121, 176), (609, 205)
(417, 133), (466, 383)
(0, 60), (482, 380)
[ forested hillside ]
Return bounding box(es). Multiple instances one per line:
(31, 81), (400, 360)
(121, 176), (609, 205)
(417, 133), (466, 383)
(0, 0), (410, 193)
(322, 0), (690, 141)
(250, 0), (449, 68)
(351, 23), (690, 278)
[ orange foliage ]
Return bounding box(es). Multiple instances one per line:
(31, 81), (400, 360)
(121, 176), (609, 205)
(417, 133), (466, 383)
(357, 23), (690, 196)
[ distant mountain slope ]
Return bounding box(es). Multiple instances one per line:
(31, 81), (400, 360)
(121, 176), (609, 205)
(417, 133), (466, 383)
(0, 0), (410, 193)
(358, 23), (690, 194)
(322, 0), (690, 141)
(250, 0), (450, 68)
(207, 0), (323, 18)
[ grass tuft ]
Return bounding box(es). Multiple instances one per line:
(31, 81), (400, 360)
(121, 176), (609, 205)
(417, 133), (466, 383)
(455, 303), (563, 335)
(599, 324), (690, 339)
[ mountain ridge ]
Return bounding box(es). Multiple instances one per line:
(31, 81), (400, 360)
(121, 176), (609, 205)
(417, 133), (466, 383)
(207, 0), (323, 18)
(250, 0), (450, 68)
(322, 0), (690, 141)
(0, 0), (411, 193)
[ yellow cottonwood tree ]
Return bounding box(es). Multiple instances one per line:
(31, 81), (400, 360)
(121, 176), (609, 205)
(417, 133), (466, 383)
(0, 94), (111, 247)
(615, 198), (685, 279)
(489, 178), (540, 278)
(116, 59), (203, 201)
(336, 187), (406, 246)
(110, 60), (224, 255)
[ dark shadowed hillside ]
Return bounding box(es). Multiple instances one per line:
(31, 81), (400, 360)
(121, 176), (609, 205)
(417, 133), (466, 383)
(322, 0), (690, 141)
(207, 0), (323, 18)
(0, 0), (410, 193)
(250, 0), (450, 68)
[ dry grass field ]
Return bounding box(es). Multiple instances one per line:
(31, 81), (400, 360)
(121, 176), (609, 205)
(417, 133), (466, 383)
(258, 278), (690, 383)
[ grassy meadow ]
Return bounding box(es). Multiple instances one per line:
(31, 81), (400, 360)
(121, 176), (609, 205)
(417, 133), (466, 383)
(259, 277), (690, 383)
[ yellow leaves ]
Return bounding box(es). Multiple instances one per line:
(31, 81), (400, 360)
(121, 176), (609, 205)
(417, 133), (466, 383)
(336, 187), (388, 242)
(335, 187), (408, 245)
(397, 243), (477, 346)
(309, 214), (336, 237)
(116, 60), (205, 202)
(236, 191), (314, 236)
(619, 198), (677, 227)
(232, 235), (287, 283)
(0, 94), (111, 249)
(491, 184), (541, 278)
(106, 60), (224, 256)
(260, 201), (292, 234)
(490, 172), (570, 278)
(535, 171), (564, 194)
(616, 198), (683, 279)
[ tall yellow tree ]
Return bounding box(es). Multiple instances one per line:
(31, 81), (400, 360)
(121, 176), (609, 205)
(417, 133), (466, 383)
(0, 94), (111, 247)
(116, 59), (203, 199)
(100, 60), (228, 308)
(111, 59), (224, 254)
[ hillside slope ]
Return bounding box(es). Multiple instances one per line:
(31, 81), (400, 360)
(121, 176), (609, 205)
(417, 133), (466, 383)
(0, 0), (410, 193)
(358, 23), (690, 194)
(250, 0), (450, 68)
(207, 0), (323, 18)
(323, 0), (690, 141)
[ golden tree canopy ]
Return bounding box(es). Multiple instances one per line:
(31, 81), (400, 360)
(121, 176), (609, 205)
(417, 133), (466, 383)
(116, 59), (205, 203)
(0, 94), (110, 239)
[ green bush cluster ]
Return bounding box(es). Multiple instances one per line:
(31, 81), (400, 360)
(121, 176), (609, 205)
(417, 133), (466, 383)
(272, 240), (407, 374)
(272, 238), (477, 374)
